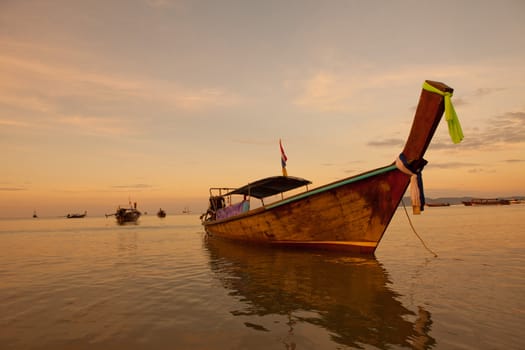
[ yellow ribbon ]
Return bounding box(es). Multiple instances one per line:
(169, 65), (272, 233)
(422, 81), (464, 144)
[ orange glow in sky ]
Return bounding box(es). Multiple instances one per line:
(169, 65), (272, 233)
(1, 1), (524, 218)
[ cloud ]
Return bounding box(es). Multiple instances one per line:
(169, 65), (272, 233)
(111, 184), (153, 189)
(0, 40), (242, 121)
(144, 0), (175, 8)
(487, 111), (525, 143)
(451, 97), (468, 107)
(467, 168), (496, 174)
(430, 110), (525, 151)
(367, 138), (404, 147)
(291, 71), (358, 112)
(0, 187), (27, 191)
(473, 87), (506, 97)
(0, 119), (32, 128)
(58, 115), (139, 137)
(232, 138), (273, 146)
(428, 161), (481, 169)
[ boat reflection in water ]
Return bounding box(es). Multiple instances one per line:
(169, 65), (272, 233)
(205, 237), (435, 349)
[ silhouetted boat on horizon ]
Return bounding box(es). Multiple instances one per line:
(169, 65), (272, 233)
(426, 202), (450, 207)
(66, 211), (87, 218)
(106, 202), (141, 224)
(462, 198), (511, 206)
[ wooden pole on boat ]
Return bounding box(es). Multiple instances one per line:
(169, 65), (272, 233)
(400, 81), (454, 214)
(401, 80), (453, 166)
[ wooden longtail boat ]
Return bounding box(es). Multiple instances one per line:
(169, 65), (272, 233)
(426, 202), (450, 207)
(157, 208), (166, 218)
(462, 198), (511, 206)
(202, 80), (460, 254)
(66, 211), (87, 218)
(106, 202), (141, 224)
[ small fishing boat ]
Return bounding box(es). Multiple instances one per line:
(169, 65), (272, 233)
(462, 198), (511, 206)
(201, 80), (463, 254)
(106, 202), (141, 224)
(32, 210), (38, 218)
(426, 202), (450, 207)
(66, 211), (87, 218)
(157, 208), (166, 218)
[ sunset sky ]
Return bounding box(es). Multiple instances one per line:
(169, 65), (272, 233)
(1, 0), (524, 218)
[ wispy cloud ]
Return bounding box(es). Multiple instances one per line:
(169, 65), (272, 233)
(0, 39), (242, 129)
(292, 71), (357, 112)
(0, 187), (27, 191)
(143, 0), (178, 9)
(232, 138), (273, 146)
(473, 87), (506, 97)
(58, 115), (140, 137)
(428, 161), (481, 169)
(367, 138), (404, 148)
(111, 184), (153, 189)
(430, 110), (525, 151)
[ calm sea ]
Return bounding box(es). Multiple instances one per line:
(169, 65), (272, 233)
(0, 205), (523, 349)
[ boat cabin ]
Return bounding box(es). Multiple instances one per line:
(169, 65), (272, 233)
(203, 176), (311, 221)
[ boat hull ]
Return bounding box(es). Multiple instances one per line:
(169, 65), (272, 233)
(204, 166), (409, 254)
(116, 210), (141, 224)
(462, 198), (510, 206)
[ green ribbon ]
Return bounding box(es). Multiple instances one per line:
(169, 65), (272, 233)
(422, 81), (464, 144)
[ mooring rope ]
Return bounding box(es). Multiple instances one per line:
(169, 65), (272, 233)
(401, 199), (438, 258)
(396, 154), (427, 214)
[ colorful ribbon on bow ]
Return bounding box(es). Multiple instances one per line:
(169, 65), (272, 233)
(422, 81), (464, 144)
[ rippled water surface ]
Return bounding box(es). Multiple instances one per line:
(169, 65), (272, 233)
(1, 205), (524, 349)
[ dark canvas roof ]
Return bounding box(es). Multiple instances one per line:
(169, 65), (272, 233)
(227, 176), (311, 199)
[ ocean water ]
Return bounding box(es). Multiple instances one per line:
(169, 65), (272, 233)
(0, 205), (523, 349)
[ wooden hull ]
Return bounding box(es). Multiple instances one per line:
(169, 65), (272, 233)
(462, 199), (511, 206)
(116, 211), (141, 224)
(204, 166), (409, 254)
(67, 212), (86, 218)
(203, 80), (453, 254)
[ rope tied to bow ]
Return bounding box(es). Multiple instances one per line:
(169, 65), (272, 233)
(395, 153), (427, 215)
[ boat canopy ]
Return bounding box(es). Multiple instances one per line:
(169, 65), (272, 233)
(226, 176), (311, 199)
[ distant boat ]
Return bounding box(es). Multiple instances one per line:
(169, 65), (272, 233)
(32, 211), (38, 218)
(462, 198), (511, 206)
(66, 211), (87, 218)
(201, 80), (463, 254)
(182, 207), (191, 214)
(157, 208), (166, 218)
(426, 202), (450, 207)
(106, 202), (141, 224)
